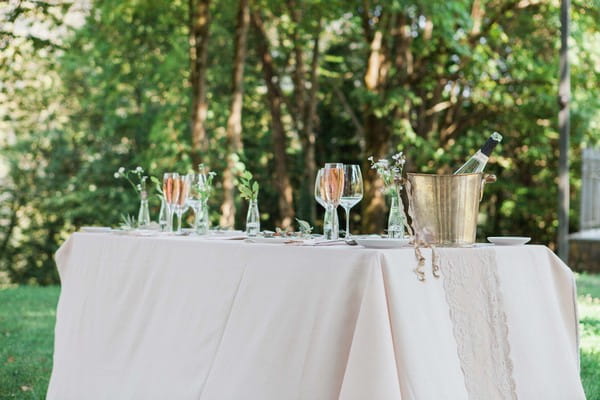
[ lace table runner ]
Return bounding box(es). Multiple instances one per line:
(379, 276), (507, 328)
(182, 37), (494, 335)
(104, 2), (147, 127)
(439, 247), (517, 400)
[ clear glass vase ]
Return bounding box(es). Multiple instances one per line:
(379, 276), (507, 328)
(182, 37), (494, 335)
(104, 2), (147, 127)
(323, 205), (339, 240)
(195, 199), (210, 235)
(246, 199), (260, 237)
(387, 192), (405, 238)
(137, 191), (150, 228)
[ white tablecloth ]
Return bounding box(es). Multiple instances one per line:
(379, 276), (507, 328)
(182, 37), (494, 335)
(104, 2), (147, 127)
(47, 233), (585, 400)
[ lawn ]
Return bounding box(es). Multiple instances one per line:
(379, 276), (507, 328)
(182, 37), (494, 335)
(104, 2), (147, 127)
(1, 275), (599, 399)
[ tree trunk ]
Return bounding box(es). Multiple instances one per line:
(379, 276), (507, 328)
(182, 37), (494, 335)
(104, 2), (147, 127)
(361, 21), (391, 233)
(220, 0), (249, 228)
(189, 0), (211, 165)
(252, 11), (295, 228)
(287, 2), (321, 224)
(362, 114), (390, 233)
(302, 26), (321, 224)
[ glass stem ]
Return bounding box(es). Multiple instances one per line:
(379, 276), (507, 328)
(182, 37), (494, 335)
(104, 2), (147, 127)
(177, 211), (182, 233)
(167, 208), (174, 233)
(344, 206), (351, 238)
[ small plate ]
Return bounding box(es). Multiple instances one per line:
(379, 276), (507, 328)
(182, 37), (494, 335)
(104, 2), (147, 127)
(487, 236), (531, 246)
(245, 236), (295, 244)
(354, 238), (411, 249)
(80, 226), (112, 233)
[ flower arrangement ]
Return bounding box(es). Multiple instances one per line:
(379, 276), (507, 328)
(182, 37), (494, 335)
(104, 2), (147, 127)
(368, 152), (406, 196)
(237, 170), (259, 201)
(114, 166), (148, 198)
(197, 164), (217, 201)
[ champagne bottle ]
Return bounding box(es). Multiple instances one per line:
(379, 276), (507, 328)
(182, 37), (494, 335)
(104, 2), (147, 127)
(454, 132), (503, 174)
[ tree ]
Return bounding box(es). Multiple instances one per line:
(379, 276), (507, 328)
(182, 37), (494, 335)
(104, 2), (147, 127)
(220, 0), (250, 228)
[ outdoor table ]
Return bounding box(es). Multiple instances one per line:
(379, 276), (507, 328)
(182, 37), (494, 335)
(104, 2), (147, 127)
(47, 232), (585, 399)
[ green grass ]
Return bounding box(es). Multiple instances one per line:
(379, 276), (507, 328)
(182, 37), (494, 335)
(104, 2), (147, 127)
(578, 273), (600, 399)
(0, 286), (59, 399)
(0, 276), (599, 399)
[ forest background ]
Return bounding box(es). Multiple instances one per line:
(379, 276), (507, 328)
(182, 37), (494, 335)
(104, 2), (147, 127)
(1, 0), (599, 285)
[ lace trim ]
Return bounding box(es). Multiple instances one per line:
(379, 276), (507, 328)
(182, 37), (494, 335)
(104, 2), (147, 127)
(440, 248), (517, 400)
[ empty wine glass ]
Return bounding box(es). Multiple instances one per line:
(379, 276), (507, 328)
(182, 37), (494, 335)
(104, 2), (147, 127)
(174, 175), (190, 234)
(315, 168), (339, 239)
(162, 172), (180, 233)
(321, 163), (344, 240)
(340, 164), (363, 239)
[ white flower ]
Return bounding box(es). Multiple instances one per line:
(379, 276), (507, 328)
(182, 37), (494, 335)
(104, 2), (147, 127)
(135, 166), (143, 173)
(113, 172), (120, 178)
(377, 159), (389, 167)
(136, 184), (142, 191)
(368, 156), (374, 162)
(118, 167), (125, 174)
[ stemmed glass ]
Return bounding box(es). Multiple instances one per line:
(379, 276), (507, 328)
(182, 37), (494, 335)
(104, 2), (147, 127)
(162, 172), (180, 233)
(339, 165), (363, 239)
(321, 163), (345, 240)
(315, 168), (339, 239)
(174, 175), (190, 234)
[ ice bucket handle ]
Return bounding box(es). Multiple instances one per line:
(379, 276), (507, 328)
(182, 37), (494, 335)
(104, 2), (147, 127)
(480, 174), (497, 201)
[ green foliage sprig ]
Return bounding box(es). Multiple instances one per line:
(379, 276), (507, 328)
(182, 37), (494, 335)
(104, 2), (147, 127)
(198, 164), (217, 201)
(237, 170), (259, 201)
(296, 218), (313, 237)
(149, 176), (164, 197)
(120, 214), (136, 230)
(114, 166), (148, 198)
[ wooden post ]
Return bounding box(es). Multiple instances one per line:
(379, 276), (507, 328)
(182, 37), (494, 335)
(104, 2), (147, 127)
(558, 0), (570, 262)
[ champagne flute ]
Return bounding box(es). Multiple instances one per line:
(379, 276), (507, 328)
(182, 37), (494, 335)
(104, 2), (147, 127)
(174, 175), (190, 234)
(162, 172), (180, 233)
(322, 163), (344, 240)
(315, 169), (339, 239)
(339, 164), (363, 239)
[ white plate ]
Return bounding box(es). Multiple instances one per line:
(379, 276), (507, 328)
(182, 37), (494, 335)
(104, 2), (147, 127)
(80, 226), (112, 233)
(487, 236), (531, 246)
(245, 236), (295, 244)
(354, 238), (411, 249)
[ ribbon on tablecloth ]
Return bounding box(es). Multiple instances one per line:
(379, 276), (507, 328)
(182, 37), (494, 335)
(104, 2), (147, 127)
(439, 247), (518, 400)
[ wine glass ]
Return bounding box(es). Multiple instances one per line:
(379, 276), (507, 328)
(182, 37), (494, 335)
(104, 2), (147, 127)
(315, 168), (339, 239)
(174, 174), (190, 234)
(339, 164), (363, 239)
(321, 163), (344, 240)
(162, 172), (180, 233)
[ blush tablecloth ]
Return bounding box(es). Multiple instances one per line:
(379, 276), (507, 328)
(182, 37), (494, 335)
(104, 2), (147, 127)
(47, 233), (585, 400)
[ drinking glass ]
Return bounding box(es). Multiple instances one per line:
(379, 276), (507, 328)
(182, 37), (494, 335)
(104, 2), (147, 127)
(321, 163), (344, 240)
(174, 175), (190, 234)
(162, 172), (180, 233)
(339, 164), (363, 238)
(314, 168), (339, 239)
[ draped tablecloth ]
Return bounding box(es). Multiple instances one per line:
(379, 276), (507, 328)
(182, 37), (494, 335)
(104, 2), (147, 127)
(47, 233), (585, 400)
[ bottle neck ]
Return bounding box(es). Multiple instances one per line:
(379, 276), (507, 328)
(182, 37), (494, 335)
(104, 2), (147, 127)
(480, 136), (501, 156)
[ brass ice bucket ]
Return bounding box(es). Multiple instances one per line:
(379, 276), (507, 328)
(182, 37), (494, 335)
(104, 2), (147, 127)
(406, 173), (495, 247)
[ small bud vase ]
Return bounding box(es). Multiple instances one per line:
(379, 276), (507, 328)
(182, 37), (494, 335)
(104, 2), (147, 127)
(246, 199), (260, 237)
(196, 199), (210, 235)
(137, 191), (150, 228)
(387, 192), (405, 238)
